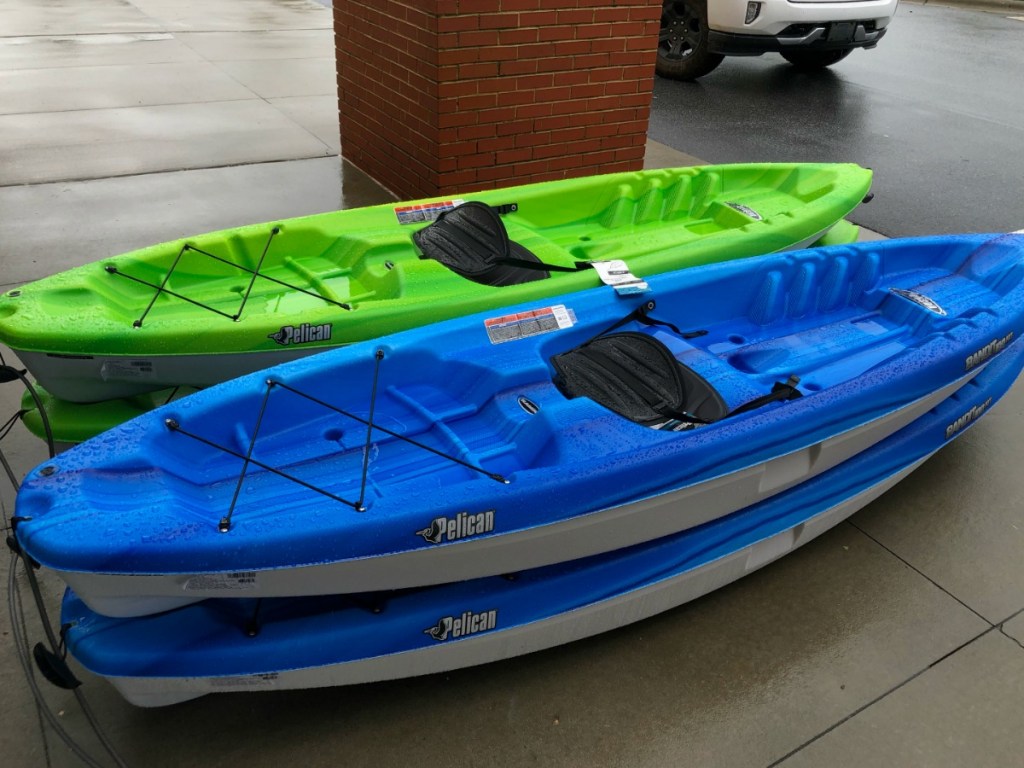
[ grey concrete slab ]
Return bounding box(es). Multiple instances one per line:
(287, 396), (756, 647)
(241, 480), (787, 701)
(10, 524), (985, 768)
(0, 33), (202, 71)
(126, 0), (332, 32)
(777, 631), (1024, 768)
(176, 29), (335, 61)
(852, 380), (1024, 624)
(1003, 611), (1024, 646)
(268, 95), (341, 153)
(0, 100), (334, 187)
(0, 61), (258, 116)
(643, 138), (706, 169)
(0, 0), (163, 37)
(0, 156), (392, 288)
(213, 57), (337, 99)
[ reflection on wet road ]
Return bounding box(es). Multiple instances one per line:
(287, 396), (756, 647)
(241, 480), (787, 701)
(649, 3), (1024, 237)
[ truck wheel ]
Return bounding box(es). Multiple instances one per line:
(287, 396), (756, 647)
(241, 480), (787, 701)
(780, 49), (853, 69)
(656, 0), (725, 81)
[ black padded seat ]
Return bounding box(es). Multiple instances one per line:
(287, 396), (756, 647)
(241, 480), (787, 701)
(413, 201), (550, 287)
(551, 331), (728, 428)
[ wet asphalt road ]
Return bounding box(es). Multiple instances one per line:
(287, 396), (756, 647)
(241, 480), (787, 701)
(648, 3), (1024, 237)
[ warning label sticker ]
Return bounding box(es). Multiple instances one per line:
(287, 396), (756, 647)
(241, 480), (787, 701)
(394, 199), (465, 225)
(183, 571), (259, 592)
(209, 673), (279, 689)
(99, 359), (155, 380)
(485, 305), (575, 344)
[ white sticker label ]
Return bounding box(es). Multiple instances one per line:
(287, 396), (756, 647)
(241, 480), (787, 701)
(183, 571), (259, 592)
(484, 305), (575, 344)
(99, 359), (155, 380)
(209, 672), (279, 689)
(591, 260), (649, 295)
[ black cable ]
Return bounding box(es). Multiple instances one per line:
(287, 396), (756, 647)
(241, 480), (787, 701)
(2, 369), (126, 766)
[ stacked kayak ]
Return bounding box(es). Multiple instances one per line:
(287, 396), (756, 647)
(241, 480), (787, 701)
(14, 233), (1024, 621)
(58, 336), (1024, 707)
(20, 385), (199, 452)
(0, 163), (872, 403)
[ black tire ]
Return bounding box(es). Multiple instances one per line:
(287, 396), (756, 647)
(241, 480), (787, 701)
(656, 0), (725, 81)
(780, 48), (852, 69)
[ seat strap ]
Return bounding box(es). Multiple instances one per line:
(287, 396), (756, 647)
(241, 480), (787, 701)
(728, 375), (803, 417)
(580, 300), (708, 347)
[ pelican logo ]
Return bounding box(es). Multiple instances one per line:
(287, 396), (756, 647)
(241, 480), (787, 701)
(267, 323), (332, 346)
(890, 288), (947, 316)
(724, 202), (762, 221)
(423, 609), (498, 642)
(945, 397), (992, 439)
(965, 332), (1013, 371)
(416, 510), (495, 545)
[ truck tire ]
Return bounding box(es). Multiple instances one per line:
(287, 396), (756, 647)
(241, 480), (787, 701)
(656, 0), (725, 81)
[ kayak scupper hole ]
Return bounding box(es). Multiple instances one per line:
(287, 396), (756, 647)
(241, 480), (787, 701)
(230, 286), (245, 294)
(802, 382), (821, 392)
(728, 334), (747, 345)
(324, 428), (344, 443)
(579, 236), (591, 242)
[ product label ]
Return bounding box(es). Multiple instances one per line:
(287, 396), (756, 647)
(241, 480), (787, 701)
(416, 510), (495, 545)
(965, 332), (1014, 371)
(267, 323), (332, 346)
(394, 199), (465, 224)
(423, 609), (498, 642)
(484, 305), (575, 344)
(724, 202), (762, 221)
(945, 397), (992, 439)
(99, 359), (154, 380)
(591, 260), (649, 295)
(209, 673), (279, 689)
(183, 571), (259, 592)
(890, 288), (947, 316)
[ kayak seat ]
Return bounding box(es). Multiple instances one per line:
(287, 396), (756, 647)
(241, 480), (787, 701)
(413, 201), (551, 287)
(551, 331), (728, 429)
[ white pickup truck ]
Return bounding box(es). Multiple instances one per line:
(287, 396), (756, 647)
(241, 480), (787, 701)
(657, 0), (900, 79)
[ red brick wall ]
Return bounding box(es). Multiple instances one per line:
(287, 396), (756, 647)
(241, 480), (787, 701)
(336, 1), (660, 200)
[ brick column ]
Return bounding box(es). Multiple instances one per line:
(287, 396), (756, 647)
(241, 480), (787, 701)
(335, 1), (661, 200)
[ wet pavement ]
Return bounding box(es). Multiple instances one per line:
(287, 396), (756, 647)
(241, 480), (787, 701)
(2, 1), (1024, 767)
(648, 3), (1024, 237)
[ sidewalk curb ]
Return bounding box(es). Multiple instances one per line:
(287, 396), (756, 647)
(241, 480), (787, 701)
(906, 0), (1024, 15)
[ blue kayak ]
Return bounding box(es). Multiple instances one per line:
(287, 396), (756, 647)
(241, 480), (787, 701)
(15, 233), (1024, 617)
(59, 332), (1024, 706)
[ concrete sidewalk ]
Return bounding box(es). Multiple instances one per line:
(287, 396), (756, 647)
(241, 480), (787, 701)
(2, 2), (1024, 767)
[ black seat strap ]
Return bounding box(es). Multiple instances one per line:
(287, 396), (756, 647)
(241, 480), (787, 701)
(728, 375), (803, 417)
(581, 300), (708, 346)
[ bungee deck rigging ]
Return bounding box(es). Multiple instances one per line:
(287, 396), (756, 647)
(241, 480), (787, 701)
(165, 350), (509, 532)
(105, 229), (353, 329)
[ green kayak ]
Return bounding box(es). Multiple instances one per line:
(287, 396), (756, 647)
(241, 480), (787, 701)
(20, 384), (199, 451)
(19, 218), (864, 449)
(0, 163), (872, 403)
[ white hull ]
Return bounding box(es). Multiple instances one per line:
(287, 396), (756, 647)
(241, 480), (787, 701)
(18, 345), (327, 403)
(60, 372), (973, 617)
(106, 453), (925, 707)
